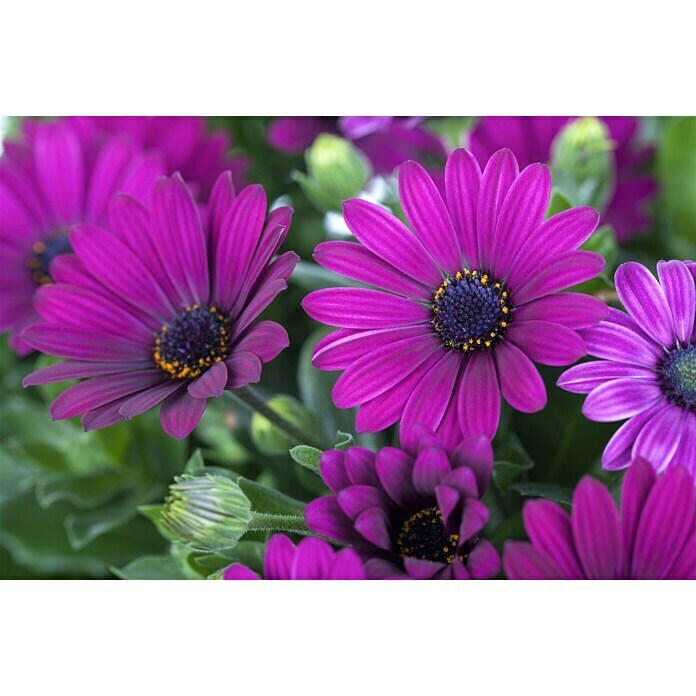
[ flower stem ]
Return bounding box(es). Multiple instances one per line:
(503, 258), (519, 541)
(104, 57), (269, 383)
(226, 386), (327, 451)
(248, 512), (310, 535)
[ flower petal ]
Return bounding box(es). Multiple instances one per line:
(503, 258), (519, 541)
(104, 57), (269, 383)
(354, 507), (392, 550)
(513, 293), (608, 330)
(558, 361), (657, 395)
(503, 541), (566, 579)
(187, 360), (228, 399)
(493, 341), (547, 413)
(457, 351), (500, 439)
(621, 457), (657, 569)
(159, 388), (207, 440)
(582, 379), (663, 422)
(657, 260), (695, 344)
(445, 148), (482, 268)
(507, 320), (586, 366)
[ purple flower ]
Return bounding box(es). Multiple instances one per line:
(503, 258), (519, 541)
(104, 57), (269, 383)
(305, 432), (500, 579)
(558, 261), (696, 477)
(504, 458), (696, 579)
(303, 148), (607, 448)
(67, 116), (249, 199)
(469, 116), (657, 243)
(0, 119), (165, 354)
(223, 534), (366, 580)
(22, 172), (298, 439)
(267, 116), (447, 177)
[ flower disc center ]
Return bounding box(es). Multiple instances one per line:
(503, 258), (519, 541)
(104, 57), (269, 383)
(432, 269), (510, 352)
(27, 230), (72, 285)
(658, 344), (696, 412)
(396, 505), (466, 564)
(154, 304), (231, 380)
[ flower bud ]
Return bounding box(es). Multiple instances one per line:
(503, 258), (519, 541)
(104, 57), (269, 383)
(251, 395), (318, 455)
(294, 134), (371, 211)
(162, 474), (252, 551)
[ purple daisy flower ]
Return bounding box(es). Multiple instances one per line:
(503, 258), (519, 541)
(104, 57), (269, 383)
(305, 431), (500, 579)
(267, 116), (447, 177)
(302, 148), (607, 449)
(469, 116), (657, 243)
(223, 534), (366, 580)
(504, 457), (696, 579)
(22, 171), (298, 439)
(558, 260), (696, 477)
(67, 116), (249, 199)
(0, 119), (165, 354)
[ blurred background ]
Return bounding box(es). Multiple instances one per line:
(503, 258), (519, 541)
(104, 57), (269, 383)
(0, 115), (694, 579)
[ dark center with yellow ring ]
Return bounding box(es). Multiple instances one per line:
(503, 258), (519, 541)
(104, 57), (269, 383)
(27, 230), (72, 285)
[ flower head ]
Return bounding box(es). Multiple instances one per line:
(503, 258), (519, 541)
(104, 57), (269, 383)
(22, 171), (298, 439)
(268, 116), (447, 177)
(303, 148), (607, 448)
(469, 116), (657, 242)
(503, 458), (696, 579)
(558, 260), (696, 477)
(0, 119), (165, 354)
(305, 432), (500, 579)
(223, 534), (366, 580)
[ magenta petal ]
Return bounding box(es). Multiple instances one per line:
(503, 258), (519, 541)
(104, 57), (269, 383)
(466, 539), (501, 579)
(353, 507), (392, 550)
(558, 361), (656, 395)
(375, 447), (418, 507)
(523, 500), (583, 579)
(337, 485), (387, 520)
(85, 137), (137, 221)
(444, 148), (482, 268)
(493, 341), (547, 413)
(601, 403), (665, 470)
(631, 465), (694, 579)
(263, 534), (295, 579)
(291, 537), (335, 580)
(119, 380), (183, 420)
(513, 293), (608, 330)
(582, 379), (663, 422)
(615, 262), (674, 348)
(657, 260), (695, 344)
(458, 499), (489, 541)
(188, 361), (228, 399)
(666, 527), (696, 579)
(620, 458), (657, 569)
(23, 359), (145, 386)
(234, 321), (289, 363)
(159, 388), (207, 440)
(207, 171), (236, 244)
(450, 435), (494, 495)
(402, 557), (444, 579)
(225, 351), (262, 390)
(507, 320), (586, 366)
(399, 160), (461, 274)
(319, 450), (350, 493)
(632, 404), (686, 470)
(571, 476), (624, 579)
(305, 497), (359, 544)
(343, 448), (380, 487)
(435, 485), (460, 528)
(503, 541), (566, 579)
(328, 548), (366, 580)
(342, 198), (442, 286)
(223, 563), (260, 580)
(413, 447), (451, 496)
(457, 351), (500, 439)
(581, 321), (661, 367)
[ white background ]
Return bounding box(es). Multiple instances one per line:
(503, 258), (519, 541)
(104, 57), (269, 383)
(1, 1), (694, 694)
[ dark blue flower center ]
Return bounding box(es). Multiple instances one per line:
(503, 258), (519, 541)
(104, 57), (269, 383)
(154, 305), (231, 380)
(432, 269), (511, 352)
(658, 344), (696, 412)
(27, 230), (72, 285)
(396, 505), (475, 564)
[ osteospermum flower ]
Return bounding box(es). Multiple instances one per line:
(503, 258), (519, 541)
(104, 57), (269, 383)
(268, 116), (447, 176)
(22, 172), (297, 439)
(558, 261), (695, 476)
(0, 119), (165, 354)
(223, 534), (366, 580)
(305, 432), (500, 579)
(469, 116), (656, 242)
(67, 116), (249, 199)
(302, 148), (607, 448)
(504, 458), (696, 579)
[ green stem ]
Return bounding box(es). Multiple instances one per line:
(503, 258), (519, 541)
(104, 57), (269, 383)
(226, 386), (327, 451)
(248, 512), (310, 535)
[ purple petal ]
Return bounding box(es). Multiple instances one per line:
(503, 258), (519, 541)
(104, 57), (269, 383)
(353, 507), (392, 550)
(503, 541), (566, 579)
(159, 388), (207, 440)
(263, 534), (295, 580)
(328, 548), (366, 580)
(466, 539), (501, 579)
(119, 380), (183, 420)
(444, 148), (482, 268)
(403, 557), (444, 579)
(513, 293), (608, 330)
(305, 497), (359, 544)
(493, 341), (547, 413)
(450, 435), (494, 495)
(615, 262), (674, 348)
(188, 361), (228, 399)
(291, 536), (335, 580)
(234, 321), (289, 363)
(580, 321), (662, 367)
(207, 171), (236, 245)
(458, 498), (489, 541)
(342, 198), (442, 286)
(375, 447), (418, 507)
(558, 361), (656, 395)
(441, 466), (478, 499)
(571, 476), (624, 579)
(457, 351), (500, 439)
(657, 260), (695, 344)
(343, 447), (380, 487)
(399, 160), (461, 274)
(435, 485), (461, 528)
(632, 403), (686, 470)
(223, 564), (260, 580)
(413, 447), (452, 496)
(620, 457), (657, 570)
(476, 149), (519, 270)
(314, 241), (432, 300)
(268, 117), (327, 152)
(601, 402), (665, 471)
(85, 137), (137, 221)
(507, 320), (585, 367)
(582, 379), (663, 422)
(23, 359), (146, 386)
(490, 163), (551, 280)
(302, 287), (430, 330)
(319, 450), (350, 493)
(337, 485), (387, 520)
(224, 351), (262, 390)
(666, 526), (696, 579)
(523, 500), (583, 578)
(631, 465), (694, 579)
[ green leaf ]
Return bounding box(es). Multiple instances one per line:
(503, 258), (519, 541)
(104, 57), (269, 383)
(237, 477), (306, 516)
(35, 471), (129, 510)
(111, 555), (186, 580)
(289, 444), (322, 474)
(545, 188), (573, 218)
(509, 482), (573, 506)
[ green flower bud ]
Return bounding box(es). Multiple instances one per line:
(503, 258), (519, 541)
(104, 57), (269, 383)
(251, 395), (318, 455)
(294, 134), (371, 211)
(161, 474), (252, 551)
(551, 117), (615, 210)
